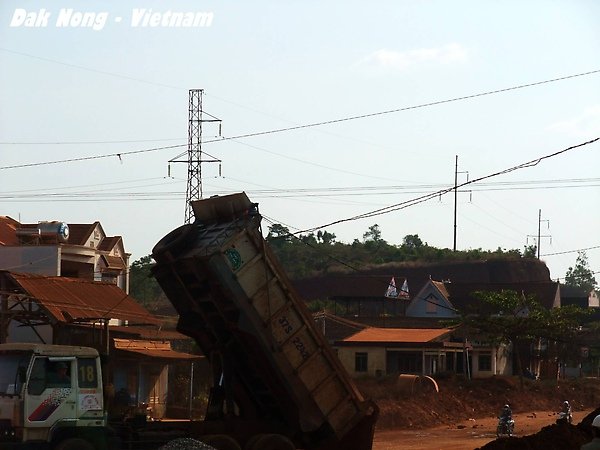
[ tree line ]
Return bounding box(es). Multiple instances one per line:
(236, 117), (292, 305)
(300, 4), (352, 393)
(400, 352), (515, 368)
(129, 223), (597, 311)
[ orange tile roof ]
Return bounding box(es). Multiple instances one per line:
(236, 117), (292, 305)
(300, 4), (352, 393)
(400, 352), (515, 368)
(8, 272), (159, 325)
(342, 327), (453, 344)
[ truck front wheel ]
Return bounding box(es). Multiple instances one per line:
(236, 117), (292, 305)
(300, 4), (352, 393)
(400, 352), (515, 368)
(54, 437), (95, 450)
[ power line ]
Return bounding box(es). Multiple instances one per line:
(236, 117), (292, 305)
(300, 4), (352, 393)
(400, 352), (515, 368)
(202, 69), (600, 144)
(542, 245), (600, 257)
(0, 138), (184, 145)
(297, 137), (600, 234)
(0, 144), (186, 170)
(2, 174), (599, 202)
(2, 69), (599, 170)
(0, 47), (185, 91)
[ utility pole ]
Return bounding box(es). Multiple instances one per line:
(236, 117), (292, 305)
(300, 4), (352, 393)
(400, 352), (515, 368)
(527, 209), (551, 259)
(453, 155), (458, 252)
(170, 89), (222, 224)
(453, 156), (470, 251)
(184, 89), (203, 224)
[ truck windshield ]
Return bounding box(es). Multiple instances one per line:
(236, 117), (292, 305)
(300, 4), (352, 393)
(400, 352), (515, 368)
(0, 352), (31, 395)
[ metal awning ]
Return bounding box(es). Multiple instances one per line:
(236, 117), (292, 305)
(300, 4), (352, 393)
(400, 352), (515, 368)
(113, 338), (203, 360)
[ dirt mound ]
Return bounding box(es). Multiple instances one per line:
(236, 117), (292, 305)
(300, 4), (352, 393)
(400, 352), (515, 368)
(475, 408), (600, 450)
(355, 376), (600, 431)
(474, 423), (590, 450)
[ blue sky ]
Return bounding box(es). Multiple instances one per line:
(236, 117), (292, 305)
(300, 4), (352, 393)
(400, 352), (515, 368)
(1, 0), (599, 283)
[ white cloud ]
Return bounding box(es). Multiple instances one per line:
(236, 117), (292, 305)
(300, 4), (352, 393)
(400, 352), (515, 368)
(358, 43), (468, 72)
(549, 105), (600, 138)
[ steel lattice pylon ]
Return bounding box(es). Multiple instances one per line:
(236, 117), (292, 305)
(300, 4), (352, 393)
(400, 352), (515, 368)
(185, 89), (203, 224)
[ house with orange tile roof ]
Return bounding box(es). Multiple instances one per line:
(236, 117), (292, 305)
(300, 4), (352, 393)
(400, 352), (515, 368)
(0, 217), (130, 293)
(334, 326), (477, 378)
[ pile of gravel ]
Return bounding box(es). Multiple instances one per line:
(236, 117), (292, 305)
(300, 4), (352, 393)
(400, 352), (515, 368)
(158, 438), (217, 450)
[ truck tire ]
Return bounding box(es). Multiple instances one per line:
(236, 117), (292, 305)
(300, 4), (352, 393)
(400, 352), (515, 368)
(250, 434), (295, 450)
(201, 434), (242, 450)
(54, 437), (95, 450)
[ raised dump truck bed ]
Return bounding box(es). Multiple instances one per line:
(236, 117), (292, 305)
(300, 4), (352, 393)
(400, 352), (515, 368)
(151, 193), (378, 450)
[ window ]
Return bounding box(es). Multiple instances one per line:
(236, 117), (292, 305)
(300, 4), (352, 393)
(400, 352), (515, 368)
(46, 360), (72, 388)
(27, 358), (48, 395)
(478, 353), (492, 372)
(0, 353), (30, 395)
(355, 352), (368, 373)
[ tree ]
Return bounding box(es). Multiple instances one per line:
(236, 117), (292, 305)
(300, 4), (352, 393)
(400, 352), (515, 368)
(523, 245), (537, 258)
(129, 255), (167, 311)
(316, 230), (336, 245)
(458, 290), (588, 387)
(363, 224), (383, 243)
(402, 234), (424, 250)
(565, 251), (597, 293)
(266, 224), (292, 244)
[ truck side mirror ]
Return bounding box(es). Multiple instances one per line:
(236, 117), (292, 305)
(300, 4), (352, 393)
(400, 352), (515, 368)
(17, 367), (26, 383)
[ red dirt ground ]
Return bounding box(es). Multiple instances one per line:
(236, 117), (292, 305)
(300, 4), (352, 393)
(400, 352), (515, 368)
(355, 376), (600, 450)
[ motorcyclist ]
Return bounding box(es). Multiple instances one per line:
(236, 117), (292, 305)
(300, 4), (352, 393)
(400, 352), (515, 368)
(499, 404), (513, 422)
(497, 404), (514, 436)
(559, 400), (572, 423)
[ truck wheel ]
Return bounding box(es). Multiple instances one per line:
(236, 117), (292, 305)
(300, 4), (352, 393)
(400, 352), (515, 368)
(252, 434), (295, 450)
(54, 437), (95, 450)
(201, 434), (242, 450)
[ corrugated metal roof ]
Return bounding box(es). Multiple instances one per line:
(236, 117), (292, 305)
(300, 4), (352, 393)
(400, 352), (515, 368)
(342, 327), (453, 344)
(113, 338), (203, 360)
(9, 272), (160, 325)
(0, 216), (20, 246)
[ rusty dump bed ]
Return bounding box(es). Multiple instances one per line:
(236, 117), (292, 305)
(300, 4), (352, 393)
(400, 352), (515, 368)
(151, 192), (377, 450)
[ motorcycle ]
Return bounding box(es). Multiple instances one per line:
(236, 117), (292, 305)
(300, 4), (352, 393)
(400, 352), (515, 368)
(496, 417), (515, 437)
(556, 411), (572, 424)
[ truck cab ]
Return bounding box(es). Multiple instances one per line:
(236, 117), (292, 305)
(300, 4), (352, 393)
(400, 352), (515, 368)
(0, 343), (106, 449)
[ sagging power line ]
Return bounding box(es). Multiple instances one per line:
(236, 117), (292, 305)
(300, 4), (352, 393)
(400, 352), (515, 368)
(2, 69), (599, 170)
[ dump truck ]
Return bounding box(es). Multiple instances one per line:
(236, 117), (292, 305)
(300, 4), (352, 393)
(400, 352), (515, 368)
(0, 343), (109, 450)
(0, 192), (378, 450)
(150, 192), (379, 450)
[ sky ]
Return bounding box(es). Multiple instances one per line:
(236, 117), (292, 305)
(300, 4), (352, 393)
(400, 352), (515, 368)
(0, 0), (599, 284)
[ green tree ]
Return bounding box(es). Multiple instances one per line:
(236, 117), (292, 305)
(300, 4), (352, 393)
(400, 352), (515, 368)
(523, 245), (537, 258)
(363, 224), (383, 243)
(266, 224), (293, 246)
(458, 290), (587, 387)
(316, 230), (336, 245)
(565, 251), (597, 293)
(402, 234), (424, 250)
(129, 255), (167, 311)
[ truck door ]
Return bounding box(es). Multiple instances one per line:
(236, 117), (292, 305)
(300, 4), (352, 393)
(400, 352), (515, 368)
(75, 357), (103, 415)
(24, 357), (77, 429)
